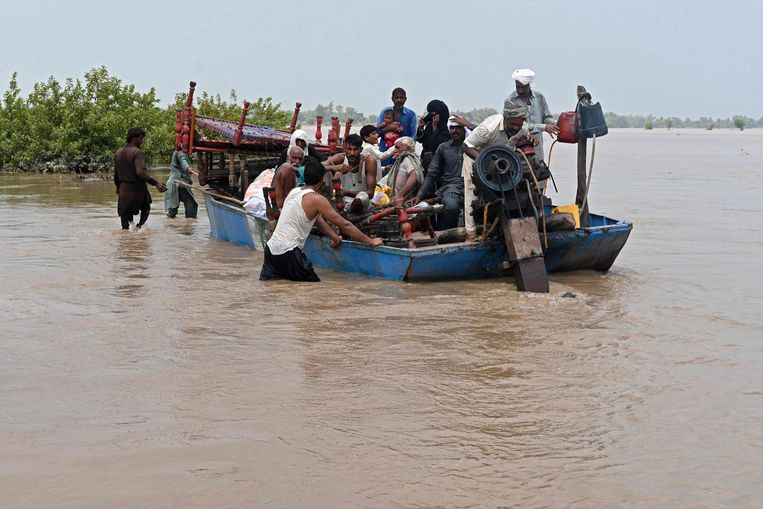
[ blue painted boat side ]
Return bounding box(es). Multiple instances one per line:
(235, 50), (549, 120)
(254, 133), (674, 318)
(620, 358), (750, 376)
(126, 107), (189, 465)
(543, 216), (632, 272)
(203, 195), (269, 250)
(204, 196), (632, 281)
(304, 236), (411, 281)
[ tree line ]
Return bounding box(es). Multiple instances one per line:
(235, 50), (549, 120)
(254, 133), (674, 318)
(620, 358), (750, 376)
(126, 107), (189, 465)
(0, 68), (758, 172)
(0, 67), (291, 172)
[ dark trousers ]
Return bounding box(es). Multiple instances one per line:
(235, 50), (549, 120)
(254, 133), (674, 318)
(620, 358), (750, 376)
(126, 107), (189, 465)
(167, 187), (198, 218)
(120, 201), (151, 229)
(434, 190), (463, 230)
(259, 245), (320, 282)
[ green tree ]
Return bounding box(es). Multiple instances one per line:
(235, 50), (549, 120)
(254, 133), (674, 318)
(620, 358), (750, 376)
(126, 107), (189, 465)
(247, 97), (291, 128)
(0, 72), (30, 168)
(732, 116), (745, 130)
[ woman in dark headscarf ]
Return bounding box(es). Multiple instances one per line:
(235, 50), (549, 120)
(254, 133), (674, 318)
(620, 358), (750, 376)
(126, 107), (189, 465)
(416, 99), (451, 171)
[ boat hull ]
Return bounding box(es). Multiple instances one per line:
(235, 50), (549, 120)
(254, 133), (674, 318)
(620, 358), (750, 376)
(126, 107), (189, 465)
(203, 195), (632, 281)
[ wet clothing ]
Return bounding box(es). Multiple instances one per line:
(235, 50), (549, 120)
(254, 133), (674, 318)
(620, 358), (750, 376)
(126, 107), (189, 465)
(119, 202), (150, 230)
(114, 144), (157, 228)
(167, 187), (198, 219)
(165, 151), (197, 218)
(505, 90), (555, 161)
(260, 187), (320, 282)
(259, 245), (320, 282)
(266, 187), (317, 255)
(416, 140), (465, 230)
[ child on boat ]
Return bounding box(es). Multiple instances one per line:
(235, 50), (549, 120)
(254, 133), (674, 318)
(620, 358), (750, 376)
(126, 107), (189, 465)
(359, 124), (397, 162)
(377, 109), (401, 153)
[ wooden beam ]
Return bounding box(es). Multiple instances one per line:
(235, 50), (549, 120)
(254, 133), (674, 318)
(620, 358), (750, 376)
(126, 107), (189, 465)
(500, 216), (549, 293)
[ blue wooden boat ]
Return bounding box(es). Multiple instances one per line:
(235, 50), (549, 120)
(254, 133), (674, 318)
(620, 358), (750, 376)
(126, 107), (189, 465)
(203, 194), (632, 281)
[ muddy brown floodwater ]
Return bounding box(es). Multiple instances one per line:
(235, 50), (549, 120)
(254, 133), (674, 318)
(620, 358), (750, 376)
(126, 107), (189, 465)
(1, 129), (762, 508)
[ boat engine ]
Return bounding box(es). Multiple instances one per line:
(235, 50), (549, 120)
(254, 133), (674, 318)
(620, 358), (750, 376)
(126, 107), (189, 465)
(471, 144), (549, 225)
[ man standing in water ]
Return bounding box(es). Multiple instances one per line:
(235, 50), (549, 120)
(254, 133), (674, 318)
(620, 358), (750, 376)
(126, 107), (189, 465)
(260, 159), (383, 282)
(165, 144), (198, 219)
(114, 127), (167, 230)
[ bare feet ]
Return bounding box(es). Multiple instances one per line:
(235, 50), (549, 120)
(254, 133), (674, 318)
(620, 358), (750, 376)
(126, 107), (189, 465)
(465, 232), (478, 243)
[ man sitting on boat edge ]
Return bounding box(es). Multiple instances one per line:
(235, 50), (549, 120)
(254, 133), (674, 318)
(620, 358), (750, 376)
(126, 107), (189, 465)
(260, 159), (383, 282)
(381, 136), (424, 204)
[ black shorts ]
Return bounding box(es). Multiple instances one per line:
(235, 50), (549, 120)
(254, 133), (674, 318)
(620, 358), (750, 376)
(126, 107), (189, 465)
(259, 245), (320, 282)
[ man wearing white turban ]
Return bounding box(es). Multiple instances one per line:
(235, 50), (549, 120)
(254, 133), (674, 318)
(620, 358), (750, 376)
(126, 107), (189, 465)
(505, 68), (559, 163)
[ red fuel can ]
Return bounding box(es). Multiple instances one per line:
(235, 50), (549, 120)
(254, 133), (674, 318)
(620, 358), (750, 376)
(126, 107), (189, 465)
(557, 111), (578, 143)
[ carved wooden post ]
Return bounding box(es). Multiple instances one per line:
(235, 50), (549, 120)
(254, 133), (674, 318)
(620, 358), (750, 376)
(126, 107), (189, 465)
(315, 115), (323, 144)
(181, 81), (196, 152)
(175, 110), (182, 148)
(328, 116), (339, 154)
(342, 118), (353, 153)
(228, 154), (237, 187)
(289, 102), (302, 133)
(239, 159), (248, 199)
(185, 81), (197, 109)
(395, 198), (416, 249)
(232, 101), (250, 147)
(197, 152), (208, 186)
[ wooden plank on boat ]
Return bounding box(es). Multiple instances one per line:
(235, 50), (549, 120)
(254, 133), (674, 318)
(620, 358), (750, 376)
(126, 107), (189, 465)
(500, 216), (549, 293)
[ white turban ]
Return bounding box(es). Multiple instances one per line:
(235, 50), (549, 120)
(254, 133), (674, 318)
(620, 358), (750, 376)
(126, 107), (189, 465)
(512, 68), (535, 86)
(447, 116), (472, 138)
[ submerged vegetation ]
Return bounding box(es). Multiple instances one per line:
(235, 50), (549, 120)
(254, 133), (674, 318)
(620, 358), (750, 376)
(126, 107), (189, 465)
(0, 67), (759, 172)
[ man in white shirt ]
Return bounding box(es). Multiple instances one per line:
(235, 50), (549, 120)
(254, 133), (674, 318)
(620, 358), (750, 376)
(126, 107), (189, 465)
(505, 68), (559, 163)
(260, 159), (383, 282)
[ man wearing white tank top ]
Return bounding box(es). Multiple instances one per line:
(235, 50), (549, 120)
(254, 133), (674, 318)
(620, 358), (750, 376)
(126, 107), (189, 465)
(260, 159), (383, 282)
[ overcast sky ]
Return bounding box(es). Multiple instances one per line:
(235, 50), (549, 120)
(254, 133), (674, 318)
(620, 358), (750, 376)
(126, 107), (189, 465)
(1, 0), (760, 119)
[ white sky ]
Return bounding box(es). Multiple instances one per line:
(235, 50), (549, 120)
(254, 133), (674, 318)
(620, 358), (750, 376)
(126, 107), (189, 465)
(0, 0), (760, 119)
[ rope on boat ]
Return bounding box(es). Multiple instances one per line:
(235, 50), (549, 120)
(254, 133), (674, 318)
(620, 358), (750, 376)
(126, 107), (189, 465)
(480, 200), (502, 241)
(175, 180), (244, 207)
(517, 149), (548, 249)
